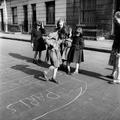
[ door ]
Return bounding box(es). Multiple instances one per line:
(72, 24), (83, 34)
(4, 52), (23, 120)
(23, 5), (28, 32)
(0, 9), (4, 31)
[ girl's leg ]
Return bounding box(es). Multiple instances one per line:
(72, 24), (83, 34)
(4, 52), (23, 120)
(33, 51), (38, 64)
(38, 51), (42, 61)
(74, 63), (80, 73)
(113, 54), (120, 83)
(34, 51), (38, 60)
(115, 55), (120, 80)
(53, 67), (58, 80)
(112, 64), (117, 79)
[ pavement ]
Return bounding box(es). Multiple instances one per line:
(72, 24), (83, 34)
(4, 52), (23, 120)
(1, 32), (120, 120)
(0, 32), (113, 53)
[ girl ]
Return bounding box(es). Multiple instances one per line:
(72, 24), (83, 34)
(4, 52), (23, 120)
(43, 31), (62, 84)
(108, 11), (120, 83)
(67, 27), (84, 75)
(31, 21), (46, 64)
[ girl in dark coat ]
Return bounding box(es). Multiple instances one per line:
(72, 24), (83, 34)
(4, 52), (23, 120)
(31, 21), (46, 64)
(67, 27), (84, 74)
(108, 11), (120, 83)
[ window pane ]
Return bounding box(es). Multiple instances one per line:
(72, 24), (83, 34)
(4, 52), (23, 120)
(12, 7), (18, 24)
(46, 1), (55, 24)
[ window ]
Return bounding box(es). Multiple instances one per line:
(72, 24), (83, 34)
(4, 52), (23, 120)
(12, 7), (18, 24)
(46, 1), (55, 24)
(79, 0), (96, 26)
(31, 4), (36, 26)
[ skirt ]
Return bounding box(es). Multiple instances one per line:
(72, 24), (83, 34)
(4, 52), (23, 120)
(67, 47), (84, 63)
(46, 48), (62, 68)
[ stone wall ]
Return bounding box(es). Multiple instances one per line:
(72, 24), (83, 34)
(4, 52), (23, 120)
(1, 0), (66, 32)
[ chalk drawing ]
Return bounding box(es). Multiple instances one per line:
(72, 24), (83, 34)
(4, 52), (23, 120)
(32, 76), (87, 120)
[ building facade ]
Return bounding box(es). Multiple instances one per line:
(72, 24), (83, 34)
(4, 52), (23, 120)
(0, 0), (119, 38)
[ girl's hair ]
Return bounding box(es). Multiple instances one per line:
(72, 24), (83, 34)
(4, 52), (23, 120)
(56, 19), (64, 28)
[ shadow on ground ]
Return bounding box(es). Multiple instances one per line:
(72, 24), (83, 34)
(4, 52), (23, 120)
(9, 53), (50, 68)
(79, 69), (111, 82)
(11, 64), (47, 81)
(9, 53), (111, 83)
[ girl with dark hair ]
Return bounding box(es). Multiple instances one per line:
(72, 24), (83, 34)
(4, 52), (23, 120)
(31, 21), (46, 64)
(66, 27), (84, 75)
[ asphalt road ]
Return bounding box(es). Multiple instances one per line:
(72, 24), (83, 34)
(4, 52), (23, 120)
(0, 38), (120, 120)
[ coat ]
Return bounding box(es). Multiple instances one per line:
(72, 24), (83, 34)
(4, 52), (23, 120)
(31, 28), (46, 51)
(67, 35), (84, 63)
(109, 19), (120, 66)
(44, 32), (62, 68)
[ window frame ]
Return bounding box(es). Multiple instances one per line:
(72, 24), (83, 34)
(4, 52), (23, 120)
(46, 1), (55, 25)
(12, 7), (18, 24)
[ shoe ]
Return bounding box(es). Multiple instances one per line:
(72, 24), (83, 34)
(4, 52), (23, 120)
(49, 78), (58, 84)
(38, 59), (42, 63)
(43, 71), (48, 81)
(113, 79), (120, 84)
(106, 75), (113, 79)
(67, 70), (71, 75)
(33, 59), (37, 64)
(73, 71), (78, 74)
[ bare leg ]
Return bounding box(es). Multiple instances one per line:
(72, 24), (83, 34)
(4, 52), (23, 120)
(34, 51), (38, 60)
(66, 62), (71, 75)
(74, 63), (79, 73)
(53, 67), (58, 80)
(112, 64), (117, 78)
(116, 55), (120, 80)
(38, 51), (42, 61)
(113, 55), (120, 83)
(33, 51), (38, 64)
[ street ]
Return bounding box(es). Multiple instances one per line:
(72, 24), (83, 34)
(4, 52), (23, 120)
(0, 38), (120, 120)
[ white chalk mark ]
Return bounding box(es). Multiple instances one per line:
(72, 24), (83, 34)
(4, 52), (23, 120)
(32, 76), (88, 120)
(7, 103), (17, 113)
(46, 91), (60, 100)
(32, 92), (45, 102)
(32, 87), (82, 120)
(19, 100), (31, 109)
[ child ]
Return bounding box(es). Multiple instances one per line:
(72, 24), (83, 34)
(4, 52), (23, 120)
(31, 21), (46, 64)
(43, 31), (62, 84)
(108, 11), (120, 83)
(66, 27), (84, 74)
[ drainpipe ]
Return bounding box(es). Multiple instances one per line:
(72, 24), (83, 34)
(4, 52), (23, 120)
(4, 0), (8, 32)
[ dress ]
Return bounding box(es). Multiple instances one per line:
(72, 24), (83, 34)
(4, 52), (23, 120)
(31, 28), (46, 51)
(45, 32), (62, 68)
(67, 35), (84, 63)
(57, 25), (72, 60)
